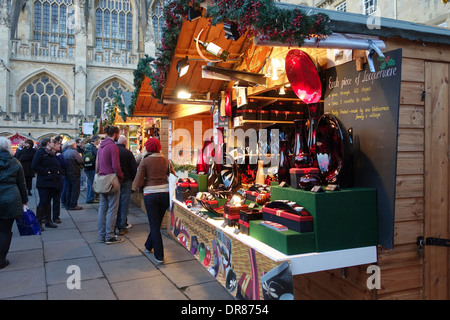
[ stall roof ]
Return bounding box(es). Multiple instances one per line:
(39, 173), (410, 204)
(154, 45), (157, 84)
(133, 2), (450, 117)
(277, 3), (450, 46)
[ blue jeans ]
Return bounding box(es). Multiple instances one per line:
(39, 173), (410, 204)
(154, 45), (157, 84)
(116, 179), (132, 230)
(144, 192), (169, 260)
(97, 191), (120, 241)
(85, 169), (96, 203)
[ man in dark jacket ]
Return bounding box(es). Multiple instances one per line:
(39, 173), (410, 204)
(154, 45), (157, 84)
(15, 139), (36, 196)
(31, 137), (62, 229)
(63, 140), (83, 210)
(115, 135), (137, 234)
(84, 135), (100, 203)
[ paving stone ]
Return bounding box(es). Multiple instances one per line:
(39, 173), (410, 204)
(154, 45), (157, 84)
(0, 267), (46, 299)
(89, 239), (142, 262)
(41, 227), (82, 242)
(183, 281), (235, 300)
(1, 248), (44, 271)
(158, 260), (219, 289)
(111, 274), (188, 300)
(45, 256), (104, 285)
(9, 234), (42, 252)
(47, 278), (117, 300)
(73, 220), (99, 233)
(44, 238), (93, 262)
(99, 255), (160, 283)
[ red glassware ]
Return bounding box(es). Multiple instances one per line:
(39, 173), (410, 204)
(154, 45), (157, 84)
(292, 119), (312, 168)
(285, 49), (322, 104)
(316, 114), (354, 187)
(277, 140), (291, 184)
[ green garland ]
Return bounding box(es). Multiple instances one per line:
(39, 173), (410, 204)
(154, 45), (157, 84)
(113, 89), (127, 122)
(205, 0), (332, 47)
(128, 0), (332, 116)
(172, 163), (196, 172)
(102, 102), (116, 127)
(93, 119), (99, 135)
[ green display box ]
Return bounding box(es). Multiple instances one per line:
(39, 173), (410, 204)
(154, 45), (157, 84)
(270, 186), (378, 252)
(250, 220), (316, 255)
(188, 173), (208, 192)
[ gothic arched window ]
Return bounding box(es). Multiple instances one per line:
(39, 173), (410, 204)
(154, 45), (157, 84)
(19, 75), (69, 121)
(93, 80), (130, 118)
(33, 0), (75, 48)
(95, 0), (133, 54)
(152, 0), (168, 45)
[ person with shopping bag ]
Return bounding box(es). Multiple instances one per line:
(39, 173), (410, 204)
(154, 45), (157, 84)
(132, 137), (175, 264)
(0, 137), (28, 269)
(96, 125), (124, 244)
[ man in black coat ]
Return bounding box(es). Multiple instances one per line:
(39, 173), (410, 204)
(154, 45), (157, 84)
(15, 139), (36, 196)
(31, 137), (62, 229)
(115, 135), (137, 234)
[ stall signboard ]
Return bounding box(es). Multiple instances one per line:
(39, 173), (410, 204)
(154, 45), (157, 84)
(170, 203), (295, 300)
(324, 49), (402, 249)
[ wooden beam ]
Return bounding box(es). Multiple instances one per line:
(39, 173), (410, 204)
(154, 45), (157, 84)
(169, 104), (212, 120)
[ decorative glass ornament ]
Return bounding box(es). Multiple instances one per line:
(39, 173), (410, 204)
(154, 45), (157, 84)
(316, 113), (354, 188)
(277, 140), (291, 184)
(285, 49), (322, 104)
(292, 119), (312, 168)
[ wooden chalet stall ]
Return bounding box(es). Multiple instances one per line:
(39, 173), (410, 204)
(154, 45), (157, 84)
(133, 1), (450, 300)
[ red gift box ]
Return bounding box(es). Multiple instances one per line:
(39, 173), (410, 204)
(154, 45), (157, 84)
(289, 167), (319, 189)
(245, 190), (270, 202)
(239, 209), (263, 235)
(176, 178), (199, 202)
(262, 206), (313, 233)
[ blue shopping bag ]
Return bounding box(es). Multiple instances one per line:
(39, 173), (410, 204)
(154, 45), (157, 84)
(16, 206), (41, 236)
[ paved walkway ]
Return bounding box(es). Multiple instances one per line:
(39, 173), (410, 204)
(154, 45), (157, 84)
(0, 185), (234, 300)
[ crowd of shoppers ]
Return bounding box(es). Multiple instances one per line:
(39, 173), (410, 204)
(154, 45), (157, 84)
(0, 128), (172, 269)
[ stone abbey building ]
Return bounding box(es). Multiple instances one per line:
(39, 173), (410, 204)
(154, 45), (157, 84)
(0, 0), (165, 140)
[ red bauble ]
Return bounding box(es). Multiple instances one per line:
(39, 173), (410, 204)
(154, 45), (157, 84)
(285, 49), (322, 104)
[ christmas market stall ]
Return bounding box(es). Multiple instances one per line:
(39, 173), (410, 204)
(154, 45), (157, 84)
(130, 0), (450, 300)
(8, 133), (40, 153)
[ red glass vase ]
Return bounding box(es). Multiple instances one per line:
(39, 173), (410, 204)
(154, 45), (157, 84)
(277, 140), (291, 184)
(292, 119), (312, 168)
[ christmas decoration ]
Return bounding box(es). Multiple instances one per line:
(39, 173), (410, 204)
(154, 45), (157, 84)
(102, 102), (116, 127)
(93, 119), (99, 135)
(205, 0), (332, 47)
(113, 89), (127, 122)
(128, 0), (332, 116)
(78, 118), (83, 136)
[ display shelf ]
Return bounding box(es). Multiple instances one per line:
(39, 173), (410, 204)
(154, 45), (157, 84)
(172, 199), (377, 275)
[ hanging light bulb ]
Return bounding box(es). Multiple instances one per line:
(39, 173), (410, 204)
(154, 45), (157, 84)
(177, 88), (192, 99)
(271, 58), (281, 81)
(279, 86), (286, 95)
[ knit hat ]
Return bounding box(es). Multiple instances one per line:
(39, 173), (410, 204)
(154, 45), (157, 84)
(145, 137), (161, 153)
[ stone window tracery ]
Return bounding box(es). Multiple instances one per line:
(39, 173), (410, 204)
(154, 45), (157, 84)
(92, 80), (129, 118)
(33, 0), (75, 48)
(19, 75), (69, 121)
(95, 0), (133, 53)
(152, 0), (167, 45)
